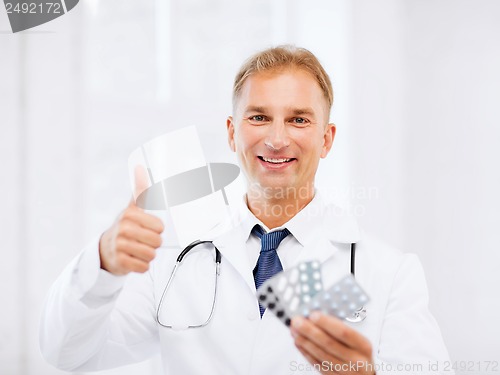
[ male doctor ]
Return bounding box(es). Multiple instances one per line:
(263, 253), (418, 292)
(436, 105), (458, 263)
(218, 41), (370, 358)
(40, 45), (452, 374)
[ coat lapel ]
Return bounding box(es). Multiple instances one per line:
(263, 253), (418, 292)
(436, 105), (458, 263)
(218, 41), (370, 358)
(292, 201), (362, 265)
(212, 223), (256, 293)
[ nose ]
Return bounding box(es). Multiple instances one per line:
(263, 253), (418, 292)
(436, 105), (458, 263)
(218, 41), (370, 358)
(264, 121), (290, 151)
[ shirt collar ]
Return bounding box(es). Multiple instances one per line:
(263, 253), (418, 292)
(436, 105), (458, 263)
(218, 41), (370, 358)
(238, 190), (360, 246)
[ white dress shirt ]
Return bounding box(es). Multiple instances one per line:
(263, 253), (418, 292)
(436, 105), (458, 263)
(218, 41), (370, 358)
(243, 193), (326, 272)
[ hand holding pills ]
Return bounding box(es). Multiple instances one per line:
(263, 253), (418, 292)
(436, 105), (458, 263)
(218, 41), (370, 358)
(256, 261), (374, 373)
(291, 312), (375, 375)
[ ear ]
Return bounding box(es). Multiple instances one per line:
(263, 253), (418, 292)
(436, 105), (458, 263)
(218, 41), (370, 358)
(227, 116), (236, 152)
(320, 123), (336, 158)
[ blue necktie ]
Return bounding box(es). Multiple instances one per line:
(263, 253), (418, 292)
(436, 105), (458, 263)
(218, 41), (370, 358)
(252, 225), (290, 317)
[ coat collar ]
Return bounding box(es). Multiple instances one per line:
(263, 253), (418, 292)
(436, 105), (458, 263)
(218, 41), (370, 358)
(211, 190), (361, 291)
(236, 190), (360, 244)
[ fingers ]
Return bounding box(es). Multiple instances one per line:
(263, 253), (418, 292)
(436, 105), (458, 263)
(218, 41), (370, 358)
(115, 237), (157, 263)
(290, 312), (374, 374)
(293, 336), (338, 372)
(103, 234), (158, 275)
(123, 203), (164, 232)
(291, 316), (356, 364)
(307, 312), (373, 357)
(117, 220), (160, 247)
(99, 202), (165, 275)
(116, 252), (153, 274)
(293, 323), (340, 361)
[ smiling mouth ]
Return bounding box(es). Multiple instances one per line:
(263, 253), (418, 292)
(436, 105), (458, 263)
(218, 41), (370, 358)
(258, 156), (297, 164)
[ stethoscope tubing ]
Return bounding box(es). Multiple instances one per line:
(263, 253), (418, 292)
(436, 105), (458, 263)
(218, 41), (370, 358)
(156, 241), (366, 328)
(346, 242), (367, 323)
(156, 240), (221, 329)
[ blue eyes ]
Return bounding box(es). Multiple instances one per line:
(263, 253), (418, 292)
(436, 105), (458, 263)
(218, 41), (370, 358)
(246, 116), (310, 126)
(249, 115), (266, 122)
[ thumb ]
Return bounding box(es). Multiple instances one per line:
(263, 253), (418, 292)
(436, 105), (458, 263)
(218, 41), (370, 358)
(131, 164), (151, 208)
(128, 195), (139, 208)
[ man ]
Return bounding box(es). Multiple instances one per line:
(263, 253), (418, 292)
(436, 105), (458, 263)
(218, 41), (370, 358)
(40, 45), (451, 374)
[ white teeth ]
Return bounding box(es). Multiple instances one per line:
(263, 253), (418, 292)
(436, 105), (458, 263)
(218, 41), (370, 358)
(262, 157), (292, 163)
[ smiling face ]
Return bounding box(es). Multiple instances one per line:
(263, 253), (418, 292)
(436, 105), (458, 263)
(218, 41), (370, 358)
(227, 68), (335, 200)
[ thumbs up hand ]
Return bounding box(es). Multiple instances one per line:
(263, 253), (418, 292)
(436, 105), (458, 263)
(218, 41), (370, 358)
(99, 166), (164, 275)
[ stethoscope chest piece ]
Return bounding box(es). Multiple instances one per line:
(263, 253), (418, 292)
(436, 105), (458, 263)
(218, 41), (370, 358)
(346, 307), (367, 323)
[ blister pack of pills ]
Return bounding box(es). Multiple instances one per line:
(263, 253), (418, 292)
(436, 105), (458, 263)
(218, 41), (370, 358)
(256, 260), (369, 326)
(256, 261), (323, 326)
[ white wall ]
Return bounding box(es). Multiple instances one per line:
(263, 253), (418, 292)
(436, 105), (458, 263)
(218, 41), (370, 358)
(348, 0), (500, 364)
(1, 1), (499, 374)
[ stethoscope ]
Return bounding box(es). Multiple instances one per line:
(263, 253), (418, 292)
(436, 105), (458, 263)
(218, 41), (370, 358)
(345, 243), (368, 323)
(156, 240), (221, 329)
(156, 241), (366, 328)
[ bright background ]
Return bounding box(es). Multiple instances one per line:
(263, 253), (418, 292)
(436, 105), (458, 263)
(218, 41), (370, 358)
(1, 1), (499, 374)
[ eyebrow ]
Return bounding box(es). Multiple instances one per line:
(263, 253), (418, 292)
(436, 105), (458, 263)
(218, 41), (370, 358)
(243, 106), (267, 115)
(291, 108), (316, 117)
(243, 106), (317, 117)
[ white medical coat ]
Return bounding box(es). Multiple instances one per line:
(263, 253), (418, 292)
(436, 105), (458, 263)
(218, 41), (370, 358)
(39, 201), (452, 374)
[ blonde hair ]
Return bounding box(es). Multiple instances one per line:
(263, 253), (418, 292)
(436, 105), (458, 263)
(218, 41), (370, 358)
(232, 45), (333, 113)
